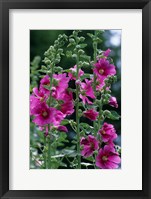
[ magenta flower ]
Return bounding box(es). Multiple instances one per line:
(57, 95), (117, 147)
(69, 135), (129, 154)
(30, 87), (49, 116)
(32, 102), (65, 126)
(68, 65), (84, 80)
(98, 122), (117, 143)
(60, 91), (74, 116)
(80, 135), (99, 157)
(93, 58), (116, 81)
(57, 125), (68, 132)
(52, 73), (70, 100)
(109, 96), (118, 108)
(96, 145), (121, 169)
(83, 109), (99, 121)
(79, 79), (95, 104)
(40, 75), (50, 96)
(103, 48), (111, 57)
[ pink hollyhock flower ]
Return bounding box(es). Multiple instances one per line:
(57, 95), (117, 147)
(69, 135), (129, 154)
(98, 122), (117, 143)
(79, 79), (95, 104)
(109, 96), (118, 108)
(83, 109), (99, 121)
(60, 91), (74, 116)
(57, 125), (68, 132)
(93, 58), (116, 81)
(32, 102), (65, 126)
(80, 135), (99, 157)
(40, 75), (50, 96)
(52, 73), (70, 100)
(103, 48), (111, 57)
(96, 145), (121, 169)
(30, 87), (48, 115)
(68, 65), (84, 80)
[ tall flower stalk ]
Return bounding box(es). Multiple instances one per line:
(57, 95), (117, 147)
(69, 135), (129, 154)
(30, 30), (121, 169)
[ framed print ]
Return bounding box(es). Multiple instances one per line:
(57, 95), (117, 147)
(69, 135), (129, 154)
(0, 0), (151, 198)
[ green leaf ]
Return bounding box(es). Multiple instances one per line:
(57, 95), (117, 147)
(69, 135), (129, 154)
(61, 119), (70, 125)
(51, 154), (65, 158)
(84, 156), (94, 162)
(80, 73), (91, 81)
(80, 55), (91, 62)
(107, 111), (120, 120)
(62, 149), (77, 157)
(87, 33), (94, 39)
(78, 44), (87, 48)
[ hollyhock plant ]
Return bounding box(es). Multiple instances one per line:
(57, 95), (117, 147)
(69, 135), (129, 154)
(93, 58), (116, 81)
(79, 79), (95, 104)
(80, 135), (99, 157)
(83, 109), (99, 121)
(96, 145), (121, 169)
(98, 122), (117, 143)
(68, 65), (84, 80)
(109, 96), (118, 108)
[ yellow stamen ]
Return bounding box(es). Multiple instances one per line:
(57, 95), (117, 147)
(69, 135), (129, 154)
(42, 111), (48, 117)
(99, 69), (104, 75)
(102, 156), (108, 161)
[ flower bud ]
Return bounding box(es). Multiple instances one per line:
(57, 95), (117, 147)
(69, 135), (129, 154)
(75, 80), (81, 85)
(58, 48), (63, 53)
(69, 38), (75, 44)
(76, 45), (81, 49)
(79, 36), (85, 42)
(103, 110), (111, 117)
(72, 54), (77, 59)
(41, 65), (47, 70)
(78, 49), (84, 55)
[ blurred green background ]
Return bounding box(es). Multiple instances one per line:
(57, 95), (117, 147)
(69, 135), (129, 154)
(30, 30), (121, 169)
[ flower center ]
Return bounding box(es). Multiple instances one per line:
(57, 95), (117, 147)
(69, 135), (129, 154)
(40, 97), (44, 102)
(101, 130), (106, 135)
(90, 143), (94, 149)
(42, 111), (48, 117)
(99, 69), (104, 75)
(102, 156), (108, 161)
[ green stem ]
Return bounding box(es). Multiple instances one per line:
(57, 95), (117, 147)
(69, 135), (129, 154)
(48, 137), (51, 169)
(44, 136), (47, 169)
(76, 52), (81, 169)
(47, 64), (54, 169)
(93, 31), (98, 137)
